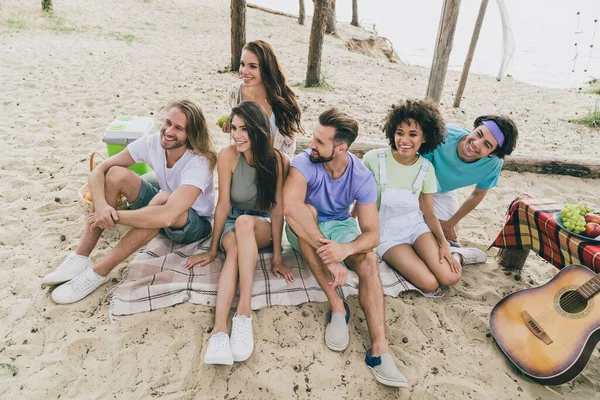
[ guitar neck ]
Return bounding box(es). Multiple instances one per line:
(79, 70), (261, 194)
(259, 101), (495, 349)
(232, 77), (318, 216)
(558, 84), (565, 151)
(578, 274), (600, 299)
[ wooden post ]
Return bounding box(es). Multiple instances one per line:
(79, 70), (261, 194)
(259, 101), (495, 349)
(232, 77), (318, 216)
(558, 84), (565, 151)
(306, 0), (329, 86)
(231, 0), (246, 72)
(498, 249), (530, 270)
(326, 0), (337, 35)
(426, 0), (462, 103)
(351, 0), (359, 27)
(299, 0), (305, 25)
(453, 0), (489, 108)
(41, 0), (52, 11)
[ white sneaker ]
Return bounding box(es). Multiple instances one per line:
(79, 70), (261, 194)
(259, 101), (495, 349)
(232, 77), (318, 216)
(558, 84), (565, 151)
(451, 247), (487, 265)
(204, 333), (234, 365)
(41, 253), (93, 287)
(230, 314), (254, 362)
(50, 268), (108, 304)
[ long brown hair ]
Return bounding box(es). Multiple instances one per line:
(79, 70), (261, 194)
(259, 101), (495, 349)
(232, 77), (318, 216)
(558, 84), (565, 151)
(167, 99), (217, 170)
(230, 101), (280, 211)
(243, 40), (305, 139)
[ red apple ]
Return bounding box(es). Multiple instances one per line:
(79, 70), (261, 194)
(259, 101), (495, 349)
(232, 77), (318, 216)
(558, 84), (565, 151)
(584, 213), (600, 224)
(584, 222), (600, 238)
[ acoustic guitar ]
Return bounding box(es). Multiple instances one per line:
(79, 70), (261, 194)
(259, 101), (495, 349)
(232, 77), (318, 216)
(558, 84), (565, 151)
(489, 264), (600, 385)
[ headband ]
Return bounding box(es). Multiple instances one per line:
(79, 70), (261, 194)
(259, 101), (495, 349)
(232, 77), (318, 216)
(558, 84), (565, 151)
(481, 120), (504, 149)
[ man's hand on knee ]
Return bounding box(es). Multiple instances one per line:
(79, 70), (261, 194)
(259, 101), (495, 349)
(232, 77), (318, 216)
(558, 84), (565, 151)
(317, 239), (351, 264)
(88, 204), (118, 231)
(326, 262), (348, 288)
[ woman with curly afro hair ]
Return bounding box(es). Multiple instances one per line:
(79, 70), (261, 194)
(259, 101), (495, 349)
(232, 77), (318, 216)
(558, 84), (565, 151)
(361, 99), (463, 292)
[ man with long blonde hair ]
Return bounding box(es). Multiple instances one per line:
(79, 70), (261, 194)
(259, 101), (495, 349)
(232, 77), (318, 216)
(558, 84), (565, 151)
(43, 99), (217, 304)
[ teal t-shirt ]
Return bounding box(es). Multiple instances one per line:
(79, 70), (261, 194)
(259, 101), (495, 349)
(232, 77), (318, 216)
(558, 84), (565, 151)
(421, 124), (503, 193)
(363, 148), (437, 209)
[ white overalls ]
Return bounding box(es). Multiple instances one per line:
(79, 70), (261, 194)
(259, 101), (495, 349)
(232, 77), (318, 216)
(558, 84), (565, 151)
(375, 148), (432, 258)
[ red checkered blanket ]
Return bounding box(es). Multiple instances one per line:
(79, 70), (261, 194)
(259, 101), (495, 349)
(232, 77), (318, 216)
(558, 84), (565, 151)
(491, 194), (600, 272)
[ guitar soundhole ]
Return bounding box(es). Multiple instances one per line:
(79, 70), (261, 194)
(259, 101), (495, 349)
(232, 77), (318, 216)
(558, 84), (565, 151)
(559, 290), (588, 314)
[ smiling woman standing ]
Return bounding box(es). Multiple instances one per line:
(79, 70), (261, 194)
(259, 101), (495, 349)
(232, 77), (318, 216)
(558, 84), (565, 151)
(186, 101), (293, 365)
(225, 40), (305, 159)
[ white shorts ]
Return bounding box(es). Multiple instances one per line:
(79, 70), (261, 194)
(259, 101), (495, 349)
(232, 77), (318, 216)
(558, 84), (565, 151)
(376, 214), (431, 258)
(432, 190), (459, 221)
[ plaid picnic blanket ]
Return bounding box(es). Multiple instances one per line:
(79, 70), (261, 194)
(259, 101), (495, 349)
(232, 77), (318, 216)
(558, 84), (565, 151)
(491, 194), (600, 272)
(109, 234), (425, 317)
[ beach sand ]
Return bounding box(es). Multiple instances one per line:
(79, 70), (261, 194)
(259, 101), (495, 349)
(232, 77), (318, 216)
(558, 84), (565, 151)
(1, 0), (599, 398)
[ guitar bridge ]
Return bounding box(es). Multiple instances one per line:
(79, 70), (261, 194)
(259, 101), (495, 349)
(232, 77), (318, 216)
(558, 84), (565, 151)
(521, 311), (553, 345)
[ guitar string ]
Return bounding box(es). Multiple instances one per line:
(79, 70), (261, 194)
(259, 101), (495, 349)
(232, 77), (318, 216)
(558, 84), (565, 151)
(559, 290), (590, 311)
(550, 276), (599, 310)
(531, 288), (588, 321)
(528, 278), (598, 324)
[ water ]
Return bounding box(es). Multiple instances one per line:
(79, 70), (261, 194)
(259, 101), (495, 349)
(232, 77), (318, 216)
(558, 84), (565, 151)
(252, 0), (600, 88)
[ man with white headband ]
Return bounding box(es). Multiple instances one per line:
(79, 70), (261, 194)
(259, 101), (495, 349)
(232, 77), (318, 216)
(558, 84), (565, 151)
(421, 115), (518, 257)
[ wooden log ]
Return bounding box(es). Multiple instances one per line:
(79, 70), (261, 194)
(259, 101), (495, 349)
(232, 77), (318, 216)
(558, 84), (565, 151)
(326, 0), (337, 35)
(453, 0), (488, 108)
(231, 0), (246, 72)
(426, 0), (462, 103)
(247, 3), (297, 19)
(498, 248), (530, 270)
(295, 138), (600, 178)
(351, 0), (359, 27)
(502, 156), (600, 179)
(299, 0), (306, 25)
(306, 0), (329, 86)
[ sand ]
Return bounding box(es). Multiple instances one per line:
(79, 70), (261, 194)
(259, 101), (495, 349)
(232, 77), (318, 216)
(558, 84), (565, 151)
(1, 0), (599, 398)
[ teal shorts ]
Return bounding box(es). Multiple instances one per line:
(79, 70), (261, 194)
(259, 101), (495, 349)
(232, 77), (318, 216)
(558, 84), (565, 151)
(127, 178), (212, 245)
(285, 218), (361, 263)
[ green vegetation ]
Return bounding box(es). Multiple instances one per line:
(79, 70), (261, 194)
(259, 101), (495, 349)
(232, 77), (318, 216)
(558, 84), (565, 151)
(0, 363), (17, 377)
(5, 19), (26, 29)
(585, 79), (600, 95)
(571, 104), (600, 128)
(42, 0), (53, 11)
(294, 73), (335, 90)
(43, 12), (78, 33)
(109, 32), (137, 43)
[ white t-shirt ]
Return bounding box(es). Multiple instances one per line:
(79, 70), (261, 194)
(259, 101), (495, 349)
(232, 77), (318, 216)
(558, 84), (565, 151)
(128, 133), (215, 218)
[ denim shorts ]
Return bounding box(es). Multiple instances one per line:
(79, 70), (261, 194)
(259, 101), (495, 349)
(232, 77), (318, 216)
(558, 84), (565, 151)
(220, 207), (271, 245)
(127, 178), (212, 245)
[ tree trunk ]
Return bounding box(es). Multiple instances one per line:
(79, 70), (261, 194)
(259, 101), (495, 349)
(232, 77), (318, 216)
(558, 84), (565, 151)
(41, 0), (52, 11)
(231, 0), (246, 72)
(326, 0), (336, 35)
(426, 0), (462, 103)
(306, 0), (328, 86)
(299, 0), (305, 25)
(351, 0), (359, 27)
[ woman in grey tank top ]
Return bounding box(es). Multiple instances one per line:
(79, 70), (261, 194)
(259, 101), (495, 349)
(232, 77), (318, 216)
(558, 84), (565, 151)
(187, 101), (293, 366)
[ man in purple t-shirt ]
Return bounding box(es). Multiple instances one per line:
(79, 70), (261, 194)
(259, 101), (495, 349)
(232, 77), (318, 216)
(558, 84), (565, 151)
(283, 108), (407, 388)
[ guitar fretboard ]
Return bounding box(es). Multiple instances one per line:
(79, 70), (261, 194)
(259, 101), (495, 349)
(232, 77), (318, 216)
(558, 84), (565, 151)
(578, 274), (600, 299)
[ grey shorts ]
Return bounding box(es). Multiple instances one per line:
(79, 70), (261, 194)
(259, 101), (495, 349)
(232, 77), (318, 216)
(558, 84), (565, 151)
(127, 178), (212, 245)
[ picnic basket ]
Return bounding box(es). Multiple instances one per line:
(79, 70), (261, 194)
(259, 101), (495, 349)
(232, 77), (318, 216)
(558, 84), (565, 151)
(78, 152), (127, 212)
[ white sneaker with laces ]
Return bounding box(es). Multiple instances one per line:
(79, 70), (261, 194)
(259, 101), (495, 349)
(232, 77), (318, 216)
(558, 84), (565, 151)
(41, 253), (93, 287)
(230, 314), (254, 362)
(204, 332), (234, 365)
(451, 247), (487, 265)
(51, 268), (108, 304)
